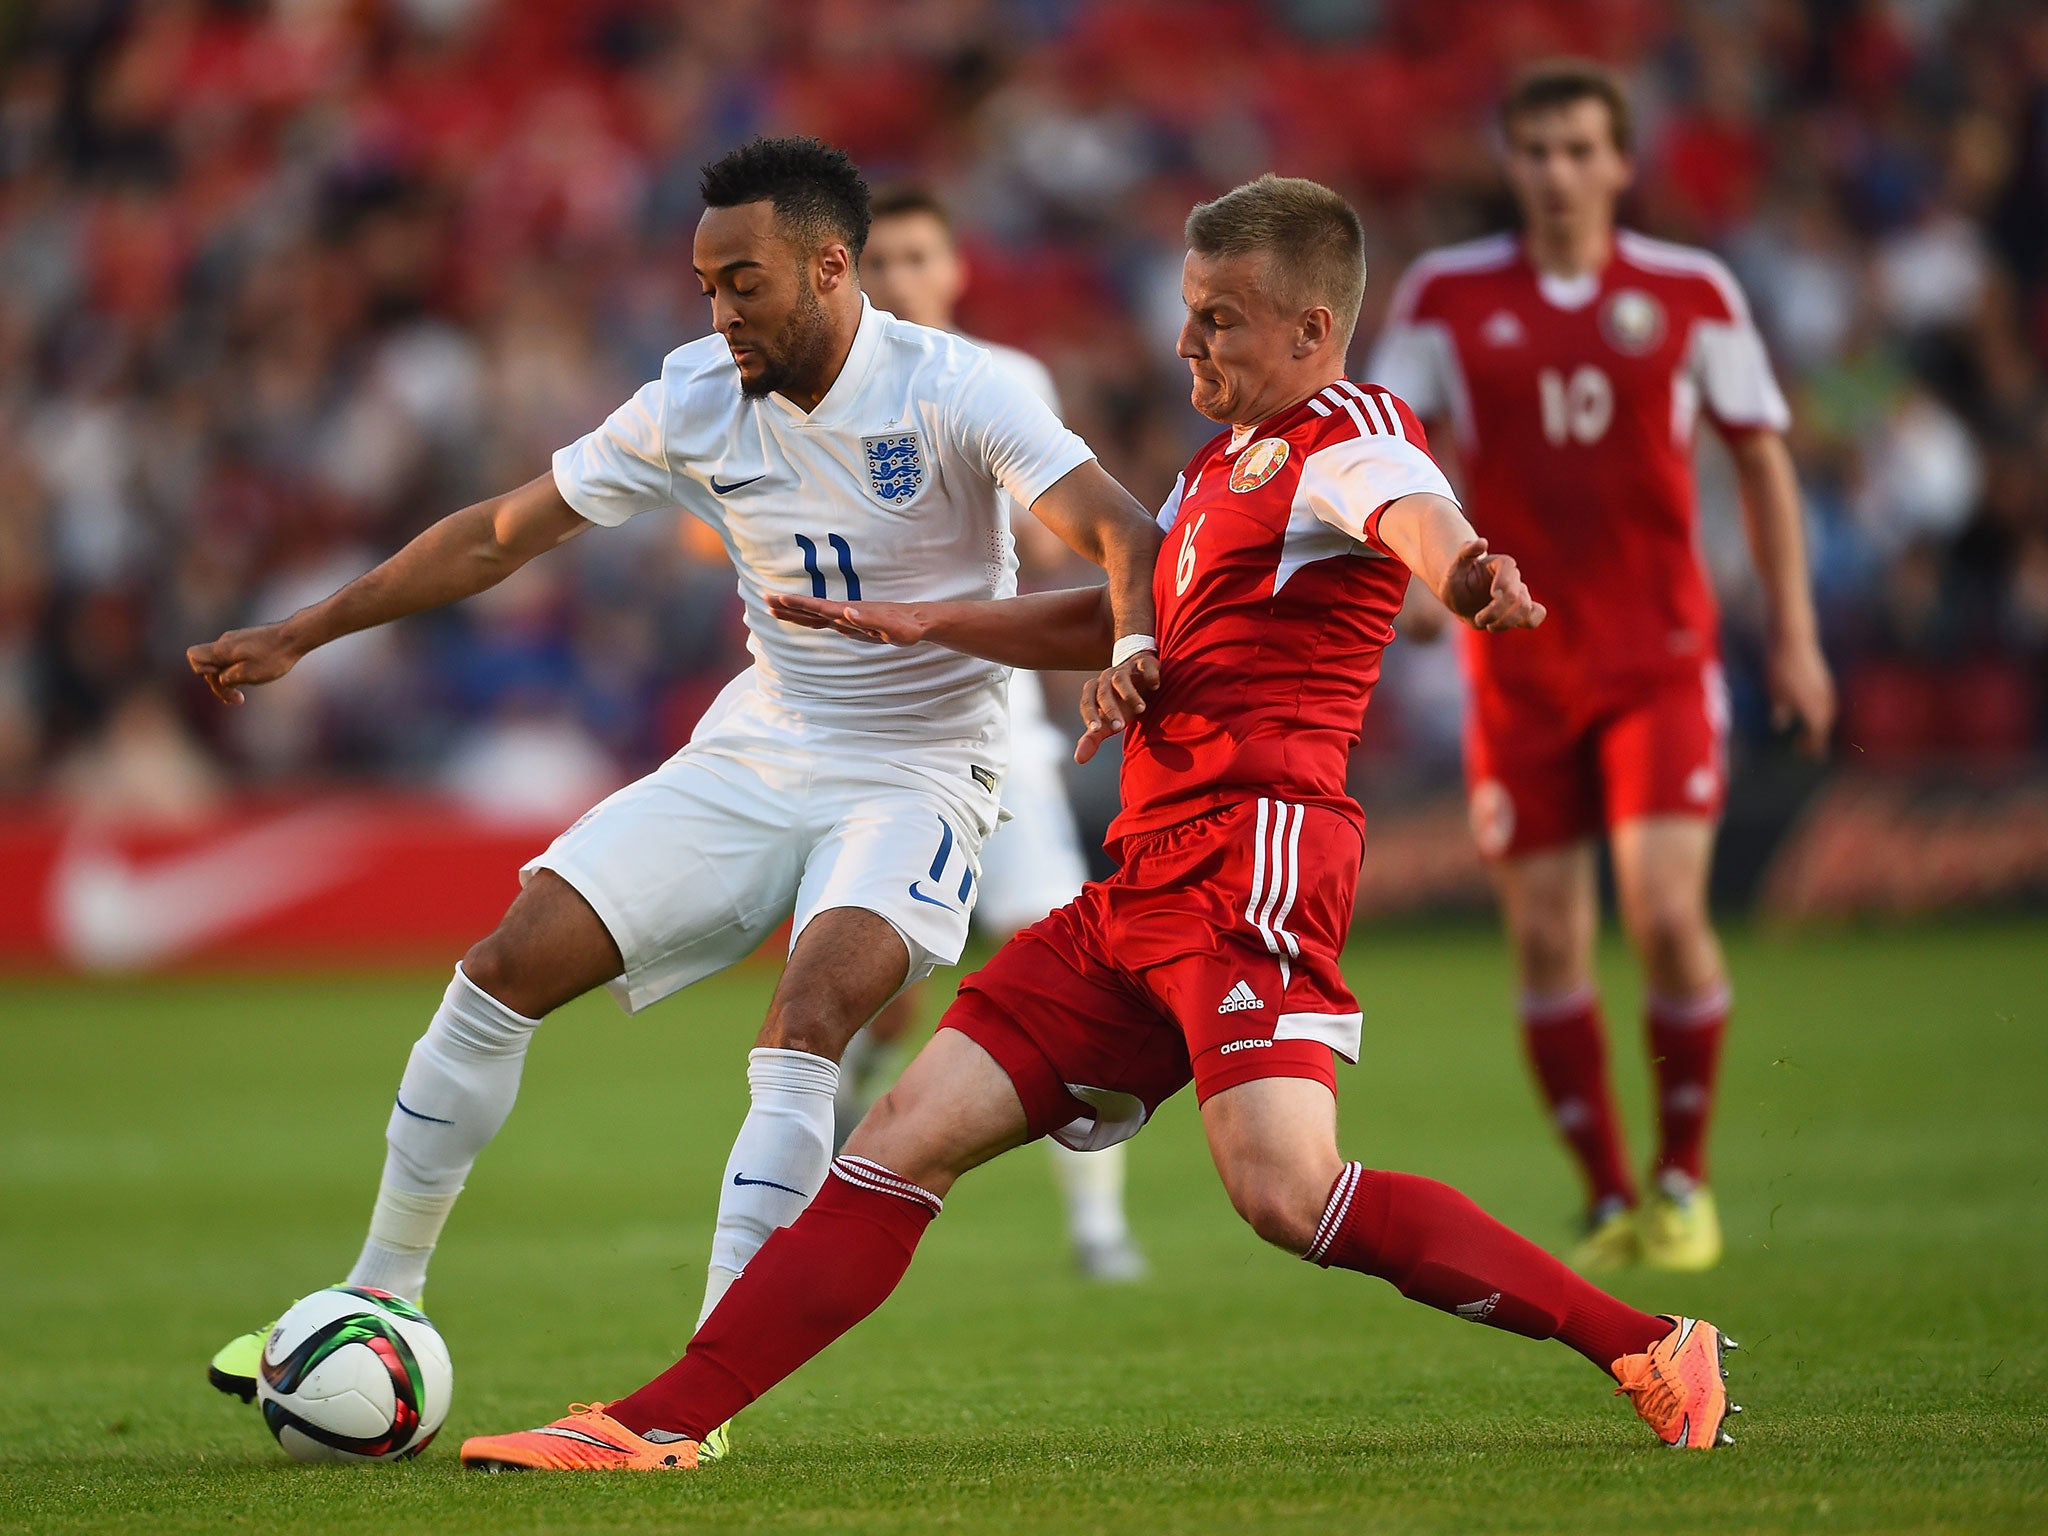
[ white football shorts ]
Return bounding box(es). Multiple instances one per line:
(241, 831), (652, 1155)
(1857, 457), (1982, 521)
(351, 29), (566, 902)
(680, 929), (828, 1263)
(524, 677), (1001, 1013)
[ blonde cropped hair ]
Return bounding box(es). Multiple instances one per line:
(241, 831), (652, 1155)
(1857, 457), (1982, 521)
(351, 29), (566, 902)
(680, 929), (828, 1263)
(1185, 175), (1368, 343)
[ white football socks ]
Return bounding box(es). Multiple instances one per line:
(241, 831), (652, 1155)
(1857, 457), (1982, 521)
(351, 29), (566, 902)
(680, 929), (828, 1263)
(699, 1047), (840, 1325)
(1048, 1138), (1133, 1251)
(347, 965), (540, 1303)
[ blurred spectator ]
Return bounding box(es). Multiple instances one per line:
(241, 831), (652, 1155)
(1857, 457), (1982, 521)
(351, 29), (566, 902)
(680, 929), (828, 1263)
(53, 686), (224, 825)
(1, 0), (2045, 805)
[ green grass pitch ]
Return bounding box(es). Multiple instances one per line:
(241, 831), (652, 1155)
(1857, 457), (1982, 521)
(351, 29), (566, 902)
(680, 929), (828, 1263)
(3, 921), (2044, 1534)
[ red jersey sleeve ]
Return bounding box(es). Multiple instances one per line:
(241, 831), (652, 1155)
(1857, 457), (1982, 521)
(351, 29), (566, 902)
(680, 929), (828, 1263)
(1296, 389), (1453, 556)
(1678, 252), (1790, 435)
(1364, 235), (1517, 443)
(1367, 264), (1457, 425)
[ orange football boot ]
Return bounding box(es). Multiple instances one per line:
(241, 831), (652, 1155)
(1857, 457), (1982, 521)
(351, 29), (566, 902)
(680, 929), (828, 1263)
(460, 1403), (699, 1472)
(1610, 1315), (1742, 1449)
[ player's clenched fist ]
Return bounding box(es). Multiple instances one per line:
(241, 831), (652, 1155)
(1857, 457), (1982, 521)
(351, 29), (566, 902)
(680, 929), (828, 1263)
(1075, 651), (1161, 765)
(187, 623), (303, 706)
(1443, 539), (1545, 633)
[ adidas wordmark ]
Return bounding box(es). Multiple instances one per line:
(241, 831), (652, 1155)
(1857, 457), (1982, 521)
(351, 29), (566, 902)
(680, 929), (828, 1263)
(1218, 980), (1264, 1014)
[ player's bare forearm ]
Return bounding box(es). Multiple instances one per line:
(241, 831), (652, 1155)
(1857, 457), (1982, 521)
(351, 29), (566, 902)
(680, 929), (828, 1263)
(921, 586), (1114, 668)
(1025, 460), (1163, 644)
(1728, 431), (1819, 647)
(289, 476), (586, 649)
(1728, 428), (1836, 753)
(187, 472), (587, 703)
(1374, 492), (1545, 632)
(766, 586), (1113, 669)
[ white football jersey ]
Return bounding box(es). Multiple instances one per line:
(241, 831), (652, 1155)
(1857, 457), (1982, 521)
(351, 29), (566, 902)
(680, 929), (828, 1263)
(553, 298), (1093, 740)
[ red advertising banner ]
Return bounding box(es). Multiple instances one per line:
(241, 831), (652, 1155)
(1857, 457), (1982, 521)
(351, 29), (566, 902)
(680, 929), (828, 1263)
(0, 798), (563, 973)
(6, 776), (2040, 975)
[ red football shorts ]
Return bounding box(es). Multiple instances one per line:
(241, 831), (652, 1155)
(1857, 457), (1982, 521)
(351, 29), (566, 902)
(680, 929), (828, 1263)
(940, 797), (1365, 1149)
(1464, 661), (1729, 860)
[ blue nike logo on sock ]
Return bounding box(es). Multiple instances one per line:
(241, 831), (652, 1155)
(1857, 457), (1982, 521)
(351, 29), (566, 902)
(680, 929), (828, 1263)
(394, 1095), (454, 1125)
(710, 474), (765, 495)
(732, 1172), (806, 1196)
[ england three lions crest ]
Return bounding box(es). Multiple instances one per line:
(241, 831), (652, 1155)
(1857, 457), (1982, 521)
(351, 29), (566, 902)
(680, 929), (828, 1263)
(862, 433), (926, 506)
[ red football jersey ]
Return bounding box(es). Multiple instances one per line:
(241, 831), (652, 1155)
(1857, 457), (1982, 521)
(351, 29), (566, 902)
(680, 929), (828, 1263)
(1369, 231), (1788, 693)
(1110, 380), (1453, 853)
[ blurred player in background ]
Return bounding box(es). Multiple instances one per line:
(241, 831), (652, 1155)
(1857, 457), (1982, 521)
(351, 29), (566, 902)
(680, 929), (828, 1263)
(851, 187), (1145, 1283)
(187, 138), (1162, 1452)
(1370, 62), (1835, 1271)
(460, 174), (1740, 1474)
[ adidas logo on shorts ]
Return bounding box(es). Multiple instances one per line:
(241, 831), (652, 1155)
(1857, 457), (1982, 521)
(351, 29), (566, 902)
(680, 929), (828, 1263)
(1217, 980), (1264, 1014)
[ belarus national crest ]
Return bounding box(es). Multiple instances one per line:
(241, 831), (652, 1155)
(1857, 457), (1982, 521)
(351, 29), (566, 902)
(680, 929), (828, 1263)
(1229, 437), (1291, 493)
(861, 432), (926, 505)
(1601, 288), (1666, 356)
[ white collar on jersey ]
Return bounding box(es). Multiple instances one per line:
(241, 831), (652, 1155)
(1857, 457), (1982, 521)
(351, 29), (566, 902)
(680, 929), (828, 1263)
(1227, 384), (1327, 451)
(1535, 269), (1601, 311)
(767, 295), (887, 426)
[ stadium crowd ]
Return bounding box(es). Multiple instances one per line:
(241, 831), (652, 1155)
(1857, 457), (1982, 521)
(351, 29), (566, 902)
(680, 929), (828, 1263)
(3, 0), (2046, 822)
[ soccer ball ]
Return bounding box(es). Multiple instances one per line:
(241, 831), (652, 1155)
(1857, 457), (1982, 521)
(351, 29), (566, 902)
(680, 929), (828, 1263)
(256, 1286), (452, 1462)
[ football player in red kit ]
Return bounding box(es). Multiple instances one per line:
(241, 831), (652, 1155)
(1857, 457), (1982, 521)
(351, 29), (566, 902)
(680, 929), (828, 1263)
(1370, 62), (1835, 1271)
(460, 175), (1741, 1472)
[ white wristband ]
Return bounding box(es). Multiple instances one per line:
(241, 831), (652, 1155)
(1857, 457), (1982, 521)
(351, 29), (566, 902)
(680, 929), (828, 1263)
(1111, 634), (1157, 668)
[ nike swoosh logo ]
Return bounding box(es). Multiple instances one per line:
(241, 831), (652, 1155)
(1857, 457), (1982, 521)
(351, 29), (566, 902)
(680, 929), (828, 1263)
(49, 808), (371, 970)
(732, 1173), (806, 1196)
(394, 1096), (454, 1125)
(709, 474), (764, 495)
(907, 882), (956, 909)
(532, 1425), (634, 1450)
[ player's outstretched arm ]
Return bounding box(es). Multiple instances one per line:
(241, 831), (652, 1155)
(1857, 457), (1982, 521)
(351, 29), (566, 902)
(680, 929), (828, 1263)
(773, 583), (1161, 764)
(766, 585), (1115, 669)
(187, 472), (589, 704)
(1727, 429), (1835, 756)
(1374, 492), (1546, 633)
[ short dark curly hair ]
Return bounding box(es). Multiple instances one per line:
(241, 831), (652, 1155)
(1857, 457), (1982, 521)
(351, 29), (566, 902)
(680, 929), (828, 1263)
(700, 137), (872, 261)
(1501, 60), (1633, 153)
(870, 185), (951, 231)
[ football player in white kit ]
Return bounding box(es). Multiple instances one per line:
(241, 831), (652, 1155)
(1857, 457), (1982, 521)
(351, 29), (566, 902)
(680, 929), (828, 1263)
(187, 139), (1163, 1449)
(845, 187), (1146, 1282)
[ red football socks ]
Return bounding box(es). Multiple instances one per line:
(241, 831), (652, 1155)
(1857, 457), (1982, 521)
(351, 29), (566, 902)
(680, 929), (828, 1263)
(1306, 1163), (1667, 1370)
(1647, 987), (1731, 1185)
(1519, 988), (1637, 1210)
(606, 1157), (940, 1440)
(606, 1154), (1675, 1437)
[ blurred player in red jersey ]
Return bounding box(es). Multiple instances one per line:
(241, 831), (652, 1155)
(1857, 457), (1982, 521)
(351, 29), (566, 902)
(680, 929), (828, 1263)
(1370, 62), (1835, 1272)
(460, 176), (1741, 1472)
